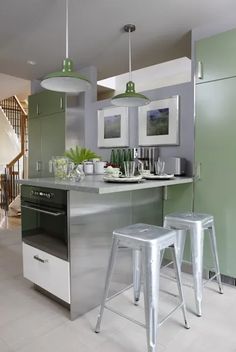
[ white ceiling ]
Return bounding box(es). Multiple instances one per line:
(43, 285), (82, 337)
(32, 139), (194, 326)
(1, 0), (236, 81)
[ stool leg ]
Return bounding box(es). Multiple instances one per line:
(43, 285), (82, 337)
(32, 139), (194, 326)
(171, 245), (190, 329)
(175, 229), (187, 264)
(208, 224), (223, 294)
(95, 237), (119, 333)
(161, 223), (186, 266)
(133, 249), (142, 304)
(143, 245), (160, 352)
(191, 226), (204, 317)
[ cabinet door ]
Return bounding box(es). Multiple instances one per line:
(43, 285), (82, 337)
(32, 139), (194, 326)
(40, 91), (65, 116)
(28, 118), (42, 177)
(28, 93), (44, 119)
(196, 28), (236, 84)
(41, 112), (65, 177)
(23, 243), (70, 303)
(195, 77), (236, 277)
(28, 91), (65, 118)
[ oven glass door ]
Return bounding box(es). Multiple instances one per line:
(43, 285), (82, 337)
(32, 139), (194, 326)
(21, 200), (68, 261)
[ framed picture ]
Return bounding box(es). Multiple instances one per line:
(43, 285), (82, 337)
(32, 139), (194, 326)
(138, 95), (179, 146)
(97, 106), (129, 147)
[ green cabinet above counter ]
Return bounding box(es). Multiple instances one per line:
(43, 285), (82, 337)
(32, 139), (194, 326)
(28, 90), (66, 178)
(196, 28), (236, 84)
(195, 30), (236, 278)
(28, 90), (83, 178)
(28, 112), (65, 178)
(28, 90), (65, 118)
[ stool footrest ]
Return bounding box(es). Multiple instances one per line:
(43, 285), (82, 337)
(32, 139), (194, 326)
(203, 272), (221, 287)
(104, 304), (146, 328)
(159, 302), (184, 327)
(104, 300), (186, 329)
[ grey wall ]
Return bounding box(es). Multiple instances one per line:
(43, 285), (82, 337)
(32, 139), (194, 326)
(86, 82), (194, 176)
(31, 67), (194, 176)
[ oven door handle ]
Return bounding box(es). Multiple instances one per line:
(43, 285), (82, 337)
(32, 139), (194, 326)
(21, 205), (65, 216)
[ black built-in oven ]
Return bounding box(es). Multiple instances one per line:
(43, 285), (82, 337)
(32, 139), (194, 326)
(21, 185), (68, 261)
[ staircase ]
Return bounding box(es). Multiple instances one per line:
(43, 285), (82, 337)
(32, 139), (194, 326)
(0, 96), (28, 211)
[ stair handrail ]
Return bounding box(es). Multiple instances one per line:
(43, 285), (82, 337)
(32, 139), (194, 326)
(6, 96), (27, 168)
(0, 95), (28, 210)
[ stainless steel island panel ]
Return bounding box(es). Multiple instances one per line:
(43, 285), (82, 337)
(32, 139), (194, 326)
(69, 188), (162, 320)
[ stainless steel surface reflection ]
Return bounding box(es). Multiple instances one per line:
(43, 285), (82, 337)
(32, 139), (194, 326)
(95, 223), (189, 352)
(69, 188), (162, 320)
(164, 212), (223, 317)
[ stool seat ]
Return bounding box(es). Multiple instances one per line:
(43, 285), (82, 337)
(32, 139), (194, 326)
(114, 223), (177, 248)
(164, 212), (213, 227)
(164, 212), (223, 317)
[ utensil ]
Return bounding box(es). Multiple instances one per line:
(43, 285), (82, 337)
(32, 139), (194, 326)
(123, 161), (135, 178)
(154, 158), (165, 175)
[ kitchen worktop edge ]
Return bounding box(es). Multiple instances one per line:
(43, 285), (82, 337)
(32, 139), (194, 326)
(18, 175), (193, 194)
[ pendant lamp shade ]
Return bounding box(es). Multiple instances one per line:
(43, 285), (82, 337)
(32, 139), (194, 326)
(41, 0), (91, 94)
(111, 24), (149, 107)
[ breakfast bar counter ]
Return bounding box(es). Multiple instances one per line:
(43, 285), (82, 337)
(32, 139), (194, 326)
(19, 175), (192, 194)
(19, 175), (192, 320)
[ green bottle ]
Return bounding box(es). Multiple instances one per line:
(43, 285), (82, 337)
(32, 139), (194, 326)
(116, 149), (122, 169)
(123, 148), (128, 162)
(127, 148), (133, 161)
(110, 149), (117, 167)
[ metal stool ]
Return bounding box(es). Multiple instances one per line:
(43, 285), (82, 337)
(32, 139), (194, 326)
(95, 223), (190, 352)
(164, 212), (223, 317)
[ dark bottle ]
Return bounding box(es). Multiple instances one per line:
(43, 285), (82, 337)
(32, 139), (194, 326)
(119, 149), (125, 173)
(127, 148), (133, 162)
(116, 149), (123, 169)
(123, 148), (128, 162)
(110, 149), (117, 167)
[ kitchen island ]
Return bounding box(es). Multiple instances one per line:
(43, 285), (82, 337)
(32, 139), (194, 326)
(19, 176), (192, 320)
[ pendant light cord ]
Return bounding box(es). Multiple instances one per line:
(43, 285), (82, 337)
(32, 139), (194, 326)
(128, 29), (132, 81)
(66, 0), (69, 58)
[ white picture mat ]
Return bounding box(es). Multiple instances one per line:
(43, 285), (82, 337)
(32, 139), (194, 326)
(138, 95), (179, 146)
(97, 106), (129, 147)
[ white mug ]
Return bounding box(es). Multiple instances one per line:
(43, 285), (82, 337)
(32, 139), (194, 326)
(94, 161), (106, 174)
(83, 162), (94, 174)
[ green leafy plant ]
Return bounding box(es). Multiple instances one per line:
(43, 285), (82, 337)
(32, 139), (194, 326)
(64, 146), (100, 164)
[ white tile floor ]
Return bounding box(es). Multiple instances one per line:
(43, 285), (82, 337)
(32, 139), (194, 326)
(0, 223), (236, 352)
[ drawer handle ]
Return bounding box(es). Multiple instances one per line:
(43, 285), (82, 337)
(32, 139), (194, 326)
(33, 255), (48, 263)
(197, 61), (203, 80)
(60, 97), (63, 109)
(22, 205), (65, 216)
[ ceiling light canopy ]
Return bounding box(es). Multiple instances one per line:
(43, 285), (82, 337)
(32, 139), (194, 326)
(41, 0), (91, 94)
(111, 24), (149, 107)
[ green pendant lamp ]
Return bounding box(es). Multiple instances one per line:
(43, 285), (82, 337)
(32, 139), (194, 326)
(41, 0), (91, 94)
(111, 24), (149, 107)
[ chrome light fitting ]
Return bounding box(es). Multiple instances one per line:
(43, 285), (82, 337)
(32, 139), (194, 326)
(41, 0), (91, 94)
(111, 24), (149, 107)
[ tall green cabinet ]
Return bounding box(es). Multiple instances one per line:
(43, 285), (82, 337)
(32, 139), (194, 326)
(195, 28), (236, 277)
(28, 91), (66, 178)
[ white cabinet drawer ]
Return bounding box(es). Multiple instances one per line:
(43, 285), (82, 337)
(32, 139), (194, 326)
(23, 243), (70, 303)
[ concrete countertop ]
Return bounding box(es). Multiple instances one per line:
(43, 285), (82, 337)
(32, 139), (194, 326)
(18, 175), (193, 194)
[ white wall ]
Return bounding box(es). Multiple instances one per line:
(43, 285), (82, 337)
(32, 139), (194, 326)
(98, 58), (191, 94)
(0, 107), (20, 171)
(0, 73), (30, 101)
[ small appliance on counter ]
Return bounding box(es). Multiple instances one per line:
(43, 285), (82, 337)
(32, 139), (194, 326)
(163, 157), (186, 176)
(135, 147), (159, 173)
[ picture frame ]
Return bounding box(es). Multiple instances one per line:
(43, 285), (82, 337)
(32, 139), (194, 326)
(138, 95), (179, 146)
(97, 106), (129, 147)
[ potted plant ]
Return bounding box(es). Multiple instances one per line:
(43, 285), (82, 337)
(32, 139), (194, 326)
(65, 146), (100, 164)
(64, 146), (100, 180)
